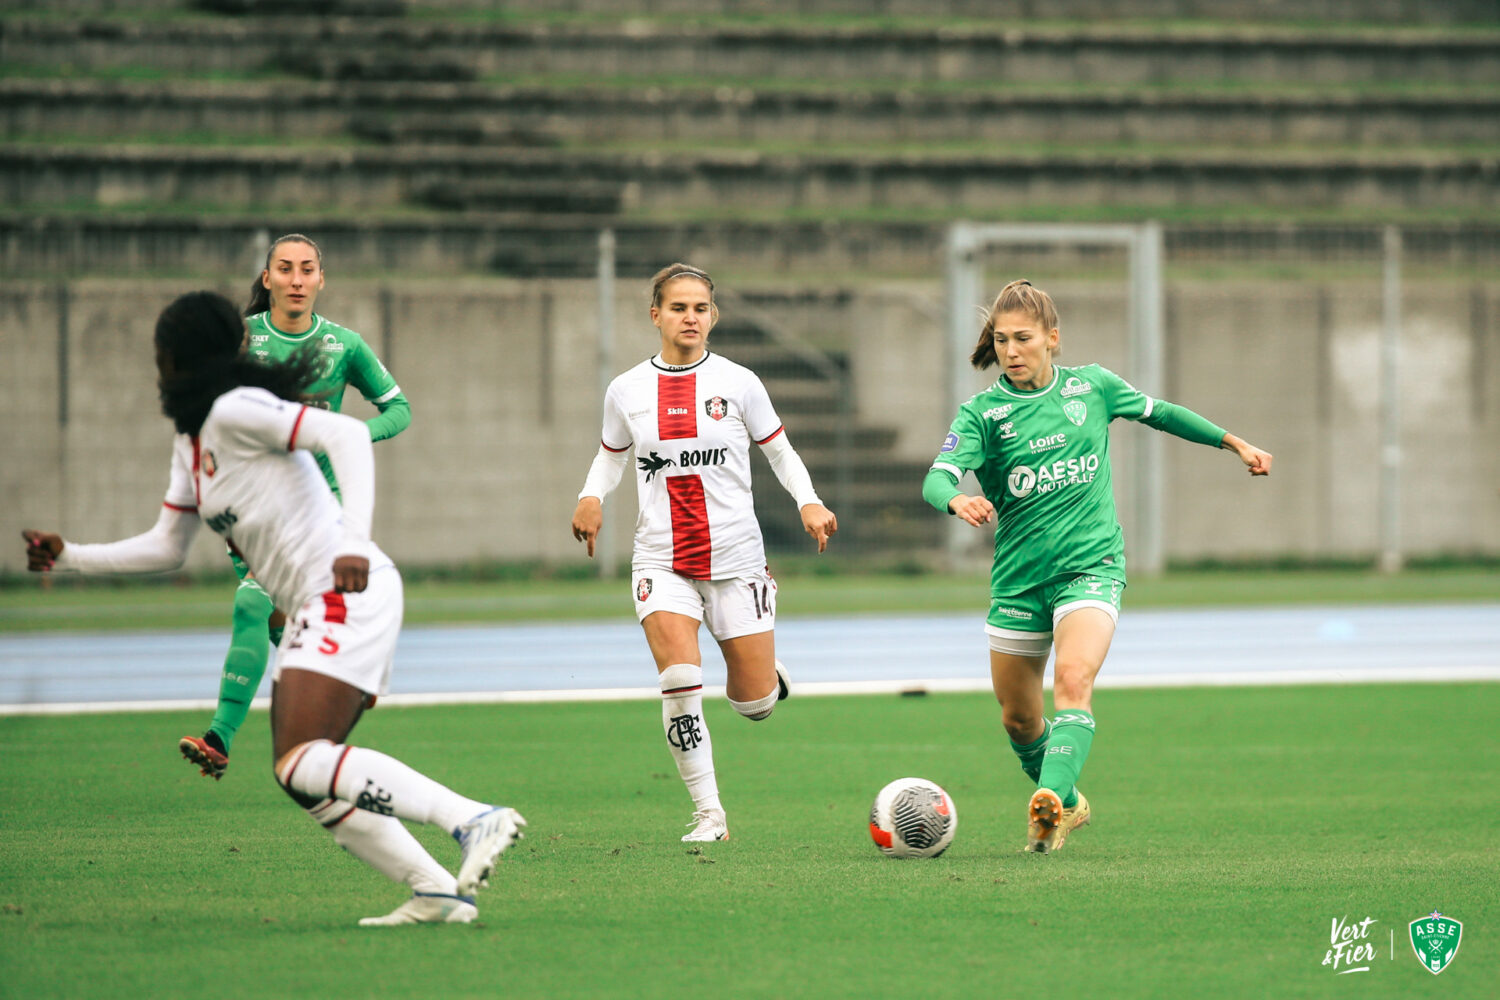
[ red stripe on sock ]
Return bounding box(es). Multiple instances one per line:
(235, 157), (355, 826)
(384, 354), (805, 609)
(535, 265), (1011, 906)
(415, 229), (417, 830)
(657, 373), (697, 440)
(280, 741), (317, 790)
(329, 745), (352, 800)
(666, 474), (712, 579)
(323, 591), (347, 624)
(662, 685), (703, 695)
(323, 805), (357, 828)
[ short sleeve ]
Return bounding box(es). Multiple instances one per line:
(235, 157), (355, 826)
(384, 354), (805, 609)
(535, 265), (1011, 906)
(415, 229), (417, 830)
(600, 379), (632, 452)
(345, 334), (402, 405)
(929, 403), (987, 479)
(214, 387), (307, 454)
(164, 435), (198, 511)
(741, 371), (783, 444)
(1095, 366), (1153, 422)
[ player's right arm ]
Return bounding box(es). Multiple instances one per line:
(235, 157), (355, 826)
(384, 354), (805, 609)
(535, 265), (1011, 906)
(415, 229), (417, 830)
(23, 439), (200, 574)
(571, 382), (632, 558)
(922, 405), (994, 527)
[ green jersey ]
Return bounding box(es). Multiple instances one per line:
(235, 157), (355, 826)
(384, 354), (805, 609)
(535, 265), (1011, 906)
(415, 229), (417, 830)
(245, 311), (410, 492)
(923, 363), (1226, 597)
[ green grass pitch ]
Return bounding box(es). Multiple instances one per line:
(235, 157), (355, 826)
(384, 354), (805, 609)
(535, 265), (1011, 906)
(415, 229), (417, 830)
(1, 683), (1495, 999)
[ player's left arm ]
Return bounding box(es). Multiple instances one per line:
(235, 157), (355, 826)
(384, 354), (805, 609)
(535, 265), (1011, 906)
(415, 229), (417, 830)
(1104, 368), (1272, 477)
(746, 375), (837, 552)
(287, 405), (377, 591)
(345, 337), (410, 443)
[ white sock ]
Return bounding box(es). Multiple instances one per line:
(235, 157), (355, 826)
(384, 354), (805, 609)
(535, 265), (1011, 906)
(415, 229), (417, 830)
(306, 798), (457, 895)
(659, 663), (721, 813)
(281, 741), (487, 835)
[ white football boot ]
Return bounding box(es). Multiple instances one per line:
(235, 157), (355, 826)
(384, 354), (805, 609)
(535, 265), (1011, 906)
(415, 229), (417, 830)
(681, 807), (730, 843)
(454, 806), (527, 894)
(358, 892), (478, 927)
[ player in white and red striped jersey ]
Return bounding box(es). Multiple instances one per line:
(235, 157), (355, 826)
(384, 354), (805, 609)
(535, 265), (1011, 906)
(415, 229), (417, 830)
(571, 263), (838, 843)
(22, 291), (523, 927)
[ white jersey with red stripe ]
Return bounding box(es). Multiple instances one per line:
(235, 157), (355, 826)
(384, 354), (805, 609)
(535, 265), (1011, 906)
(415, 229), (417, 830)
(162, 386), (391, 614)
(601, 351), (783, 580)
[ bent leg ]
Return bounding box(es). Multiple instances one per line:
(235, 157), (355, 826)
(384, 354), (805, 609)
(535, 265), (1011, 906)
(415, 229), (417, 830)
(719, 630), (778, 718)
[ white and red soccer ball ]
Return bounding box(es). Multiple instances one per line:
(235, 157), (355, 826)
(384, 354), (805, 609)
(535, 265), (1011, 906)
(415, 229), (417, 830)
(869, 777), (957, 858)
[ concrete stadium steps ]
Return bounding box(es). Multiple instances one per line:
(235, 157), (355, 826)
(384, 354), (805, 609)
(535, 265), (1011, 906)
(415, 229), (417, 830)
(5, 20), (1498, 87)
(8, 214), (1500, 278)
(10, 144), (1497, 215)
(8, 79), (1496, 148)
(0, 212), (954, 276)
(11, 0), (1497, 25)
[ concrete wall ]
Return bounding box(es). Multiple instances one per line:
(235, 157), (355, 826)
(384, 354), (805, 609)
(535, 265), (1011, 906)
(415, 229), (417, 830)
(3, 276), (1497, 577)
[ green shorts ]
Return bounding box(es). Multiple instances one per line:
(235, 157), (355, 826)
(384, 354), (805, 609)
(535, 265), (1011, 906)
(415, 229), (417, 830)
(987, 572), (1124, 634)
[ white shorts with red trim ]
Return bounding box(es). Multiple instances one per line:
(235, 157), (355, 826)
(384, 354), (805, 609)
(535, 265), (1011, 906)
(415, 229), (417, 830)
(273, 564), (403, 696)
(631, 567), (776, 641)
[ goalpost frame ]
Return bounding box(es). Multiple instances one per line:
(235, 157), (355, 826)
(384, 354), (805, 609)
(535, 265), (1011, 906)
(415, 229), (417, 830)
(944, 221), (1166, 575)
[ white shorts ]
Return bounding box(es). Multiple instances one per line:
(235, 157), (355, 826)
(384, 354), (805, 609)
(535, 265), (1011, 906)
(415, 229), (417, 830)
(631, 567), (776, 641)
(273, 564), (404, 696)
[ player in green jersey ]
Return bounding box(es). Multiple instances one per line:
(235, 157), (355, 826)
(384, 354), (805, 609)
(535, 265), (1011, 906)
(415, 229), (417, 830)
(178, 233), (412, 780)
(922, 279), (1271, 853)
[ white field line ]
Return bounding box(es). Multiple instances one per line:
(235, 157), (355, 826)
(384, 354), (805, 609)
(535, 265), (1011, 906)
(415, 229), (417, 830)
(2, 664), (1497, 716)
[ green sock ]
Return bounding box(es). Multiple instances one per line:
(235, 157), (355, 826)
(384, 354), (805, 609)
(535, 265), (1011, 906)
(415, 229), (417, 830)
(1009, 719), (1052, 784)
(207, 580), (276, 753)
(1038, 710), (1095, 808)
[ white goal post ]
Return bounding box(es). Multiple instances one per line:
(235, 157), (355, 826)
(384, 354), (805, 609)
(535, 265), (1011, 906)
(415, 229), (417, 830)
(944, 221), (1166, 575)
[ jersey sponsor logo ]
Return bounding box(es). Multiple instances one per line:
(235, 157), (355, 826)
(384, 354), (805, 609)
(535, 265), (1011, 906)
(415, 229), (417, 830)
(678, 447), (728, 469)
(638, 451), (676, 482)
(1028, 432), (1067, 453)
(320, 333), (346, 353)
(1007, 454), (1101, 498)
(204, 507), (238, 534)
(249, 334), (269, 346)
(666, 407), (690, 415)
(1064, 400), (1087, 426)
(982, 403), (1013, 421)
(1060, 376), (1093, 398)
(992, 605), (1033, 620)
(704, 396), (729, 420)
(999, 421), (1017, 440)
(939, 432), (959, 453)
(201, 449), (218, 477)
(636, 577), (653, 602)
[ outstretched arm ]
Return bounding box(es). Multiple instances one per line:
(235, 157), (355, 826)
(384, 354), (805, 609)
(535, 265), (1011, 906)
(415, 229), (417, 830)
(22, 505), (200, 574)
(922, 467), (994, 527)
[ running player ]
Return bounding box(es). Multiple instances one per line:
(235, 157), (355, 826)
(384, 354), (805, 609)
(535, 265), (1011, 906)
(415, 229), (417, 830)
(23, 291), (520, 926)
(923, 279), (1271, 853)
(570, 263), (838, 842)
(179, 233), (411, 781)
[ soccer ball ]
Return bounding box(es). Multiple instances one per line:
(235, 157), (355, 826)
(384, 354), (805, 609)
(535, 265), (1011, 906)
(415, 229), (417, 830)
(869, 777), (957, 858)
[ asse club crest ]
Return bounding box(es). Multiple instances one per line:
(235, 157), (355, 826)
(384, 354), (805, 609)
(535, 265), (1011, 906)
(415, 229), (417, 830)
(1409, 912), (1462, 975)
(1063, 400), (1087, 426)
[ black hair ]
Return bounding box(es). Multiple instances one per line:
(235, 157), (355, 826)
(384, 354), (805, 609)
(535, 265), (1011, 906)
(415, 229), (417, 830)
(244, 233), (324, 318)
(156, 290), (323, 435)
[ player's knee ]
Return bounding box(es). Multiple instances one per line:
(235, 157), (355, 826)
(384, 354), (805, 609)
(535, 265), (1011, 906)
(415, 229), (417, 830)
(1051, 669), (1095, 708)
(1001, 713), (1044, 744)
(274, 739), (341, 801)
(232, 582), (276, 627)
(729, 687), (777, 721)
